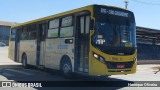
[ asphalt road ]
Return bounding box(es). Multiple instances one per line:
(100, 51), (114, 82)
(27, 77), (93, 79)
(0, 46), (160, 90)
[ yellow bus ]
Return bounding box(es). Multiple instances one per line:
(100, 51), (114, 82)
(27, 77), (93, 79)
(9, 4), (137, 77)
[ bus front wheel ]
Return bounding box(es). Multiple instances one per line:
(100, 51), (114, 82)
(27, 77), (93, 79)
(61, 59), (72, 78)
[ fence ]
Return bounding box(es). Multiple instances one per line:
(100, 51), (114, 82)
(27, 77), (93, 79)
(137, 43), (160, 60)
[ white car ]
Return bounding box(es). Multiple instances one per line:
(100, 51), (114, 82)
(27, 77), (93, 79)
(0, 42), (6, 47)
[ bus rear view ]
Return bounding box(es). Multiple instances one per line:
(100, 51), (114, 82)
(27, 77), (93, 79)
(89, 5), (137, 76)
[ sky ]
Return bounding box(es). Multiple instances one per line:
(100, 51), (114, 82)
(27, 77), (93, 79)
(0, 0), (160, 29)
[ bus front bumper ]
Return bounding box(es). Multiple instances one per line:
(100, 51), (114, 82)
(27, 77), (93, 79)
(89, 58), (137, 76)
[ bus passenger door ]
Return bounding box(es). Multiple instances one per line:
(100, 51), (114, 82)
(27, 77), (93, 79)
(37, 23), (47, 67)
(14, 29), (21, 62)
(75, 15), (90, 73)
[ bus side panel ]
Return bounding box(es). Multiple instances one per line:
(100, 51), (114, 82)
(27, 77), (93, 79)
(56, 38), (75, 71)
(19, 40), (37, 65)
(45, 38), (74, 71)
(9, 41), (15, 61)
(45, 39), (59, 69)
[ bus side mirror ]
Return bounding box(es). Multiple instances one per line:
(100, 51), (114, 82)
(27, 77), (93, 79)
(90, 19), (95, 30)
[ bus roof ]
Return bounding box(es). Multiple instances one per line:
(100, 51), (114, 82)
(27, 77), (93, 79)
(12, 4), (131, 28)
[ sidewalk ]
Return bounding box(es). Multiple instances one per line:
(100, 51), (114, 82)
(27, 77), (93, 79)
(137, 64), (160, 72)
(0, 46), (21, 68)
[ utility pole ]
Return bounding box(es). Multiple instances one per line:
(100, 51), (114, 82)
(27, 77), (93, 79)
(124, 0), (129, 9)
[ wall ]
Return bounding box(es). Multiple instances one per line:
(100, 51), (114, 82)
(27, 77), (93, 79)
(0, 26), (11, 45)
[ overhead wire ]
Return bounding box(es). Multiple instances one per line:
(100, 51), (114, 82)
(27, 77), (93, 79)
(131, 0), (160, 5)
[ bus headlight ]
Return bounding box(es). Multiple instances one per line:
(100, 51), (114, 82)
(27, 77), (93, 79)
(93, 53), (98, 59)
(93, 52), (105, 64)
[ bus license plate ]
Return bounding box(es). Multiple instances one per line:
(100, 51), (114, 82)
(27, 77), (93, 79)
(117, 64), (125, 69)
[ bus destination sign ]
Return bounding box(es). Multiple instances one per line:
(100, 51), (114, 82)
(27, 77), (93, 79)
(100, 8), (129, 17)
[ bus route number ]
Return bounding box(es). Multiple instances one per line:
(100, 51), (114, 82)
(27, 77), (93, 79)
(101, 8), (128, 17)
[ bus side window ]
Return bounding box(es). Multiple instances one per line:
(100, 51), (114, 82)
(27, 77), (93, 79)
(48, 19), (59, 38)
(29, 31), (36, 40)
(29, 24), (37, 40)
(21, 27), (28, 40)
(11, 29), (16, 41)
(60, 16), (74, 37)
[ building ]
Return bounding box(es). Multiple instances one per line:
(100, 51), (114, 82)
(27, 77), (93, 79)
(0, 21), (17, 45)
(136, 26), (160, 60)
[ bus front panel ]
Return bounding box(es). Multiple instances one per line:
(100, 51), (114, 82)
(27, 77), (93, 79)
(89, 5), (137, 76)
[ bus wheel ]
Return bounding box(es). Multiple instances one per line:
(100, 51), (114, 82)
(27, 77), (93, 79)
(61, 60), (72, 78)
(22, 54), (27, 68)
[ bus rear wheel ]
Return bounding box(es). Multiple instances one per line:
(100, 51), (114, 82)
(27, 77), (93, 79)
(61, 60), (72, 78)
(22, 54), (27, 68)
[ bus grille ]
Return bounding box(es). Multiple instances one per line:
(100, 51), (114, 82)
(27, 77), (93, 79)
(108, 70), (131, 72)
(105, 61), (134, 69)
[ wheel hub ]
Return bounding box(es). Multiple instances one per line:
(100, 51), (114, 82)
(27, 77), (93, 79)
(63, 64), (71, 74)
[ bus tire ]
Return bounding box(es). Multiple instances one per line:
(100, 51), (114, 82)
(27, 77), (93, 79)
(60, 58), (72, 78)
(22, 54), (28, 68)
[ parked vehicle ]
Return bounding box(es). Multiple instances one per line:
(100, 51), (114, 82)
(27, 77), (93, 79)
(0, 42), (6, 47)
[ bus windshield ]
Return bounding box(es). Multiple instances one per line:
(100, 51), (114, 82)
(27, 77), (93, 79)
(92, 8), (136, 55)
(93, 21), (136, 47)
